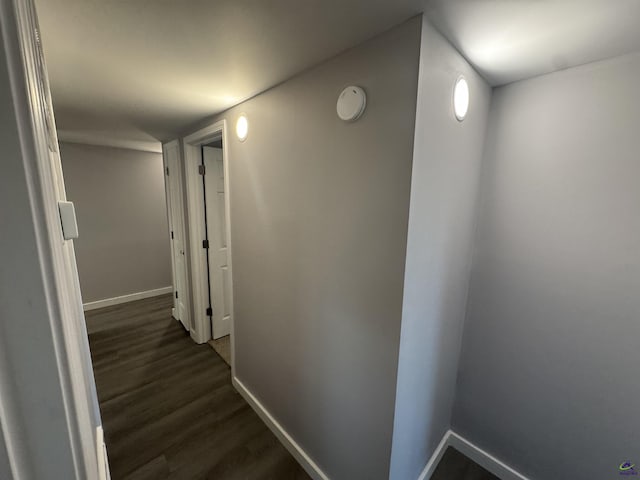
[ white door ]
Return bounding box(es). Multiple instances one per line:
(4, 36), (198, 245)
(203, 146), (231, 339)
(163, 141), (190, 330)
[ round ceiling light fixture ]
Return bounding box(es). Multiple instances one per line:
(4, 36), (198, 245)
(236, 114), (249, 141)
(337, 86), (367, 122)
(453, 76), (470, 121)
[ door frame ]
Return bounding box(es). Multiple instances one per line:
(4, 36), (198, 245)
(183, 121), (235, 367)
(1, 0), (103, 478)
(162, 139), (191, 330)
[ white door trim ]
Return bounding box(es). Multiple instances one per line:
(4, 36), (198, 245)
(0, 0), (102, 478)
(183, 121), (236, 371)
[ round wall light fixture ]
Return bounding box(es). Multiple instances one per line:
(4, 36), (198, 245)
(236, 114), (249, 141)
(453, 76), (470, 121)
(337, 86), (367, 122)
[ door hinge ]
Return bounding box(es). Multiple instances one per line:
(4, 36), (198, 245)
(202, 239), (209, 249)
(198, 164), (206, 176)
(171, 230), (174, 239)
(175, 291), (178, 299)
(165, 166), (169, 176)
(206, 307), (213, 317)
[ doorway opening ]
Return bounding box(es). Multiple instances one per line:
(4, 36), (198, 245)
(183, 121), (235, 371)
(201, 139), (232, 365)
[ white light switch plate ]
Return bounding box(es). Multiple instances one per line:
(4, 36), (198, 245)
(58, 201), (79, 240)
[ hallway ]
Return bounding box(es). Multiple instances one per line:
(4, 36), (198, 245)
(85, 295), (310, 480)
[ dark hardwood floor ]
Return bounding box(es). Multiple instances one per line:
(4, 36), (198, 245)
(86, 294), (499, 480)
(85, 294), (310, 480)
(431, 447), (500, 480)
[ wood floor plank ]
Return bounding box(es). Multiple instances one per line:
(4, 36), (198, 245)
(121, 455), (170, 480)
(86, 294), (310, 480)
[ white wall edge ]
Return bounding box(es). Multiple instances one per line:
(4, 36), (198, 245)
(232, 377), (329, 480)
(416, 430), (451, 480)
(83, 286), (173, 311)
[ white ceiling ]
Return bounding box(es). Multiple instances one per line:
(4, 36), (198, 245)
(35, 0), (423, 146)
(424, 0), (640, 86)
(35, 0), (640, 147)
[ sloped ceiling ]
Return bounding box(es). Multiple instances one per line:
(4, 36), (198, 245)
(35, 0), (640, 147)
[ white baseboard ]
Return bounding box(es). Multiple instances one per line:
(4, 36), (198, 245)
(232, 377), (329, 480)
(417, 430), (530, 480)
(230, 378), (530, 480)
(83, 286), (173, 311)
(417, 430), (451, 480)
(447, 432), (529, 480)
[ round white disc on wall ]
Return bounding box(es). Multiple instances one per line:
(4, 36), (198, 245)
(337, 86), (366, 122)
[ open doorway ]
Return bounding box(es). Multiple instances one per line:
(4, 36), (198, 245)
(183, 121), (235, 371)
(202, 140), (232, 365)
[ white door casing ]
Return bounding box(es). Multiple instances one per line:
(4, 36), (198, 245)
(163, 140), (190, 330)
(0, 0), (104, 477)
(183, 120), (235, 371)
(203, 147), (231, 339)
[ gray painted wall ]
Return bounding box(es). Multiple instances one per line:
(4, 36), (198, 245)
(204, 18), (421, 479)
(389, 18), (492, 480)
(60, 143), (172, 303)
(453, 52), (640, 479)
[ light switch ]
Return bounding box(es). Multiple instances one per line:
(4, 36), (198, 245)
(58, 201), (79, 240)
